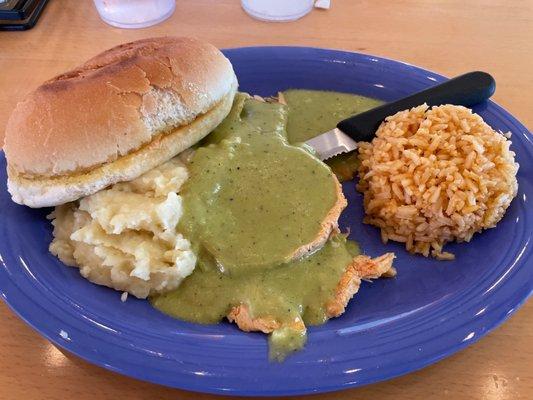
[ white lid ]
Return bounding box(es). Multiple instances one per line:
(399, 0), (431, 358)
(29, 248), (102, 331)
(241, 0), (315, 22)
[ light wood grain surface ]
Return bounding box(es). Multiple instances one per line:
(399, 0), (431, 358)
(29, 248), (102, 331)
(0, 1), (531, 399)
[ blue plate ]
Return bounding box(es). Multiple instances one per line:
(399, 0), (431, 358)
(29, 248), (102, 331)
(0, 47), (532, 396)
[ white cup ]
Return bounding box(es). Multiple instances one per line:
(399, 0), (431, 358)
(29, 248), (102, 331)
(93, 0), (176, 29)
(241, 0), (314, 22)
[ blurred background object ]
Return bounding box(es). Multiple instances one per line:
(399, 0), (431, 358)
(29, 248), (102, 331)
(241, 0), (314, 22)
(0, 0), (48, 30)
(314, 0), (331, 9)
(93, 0), (175, 29)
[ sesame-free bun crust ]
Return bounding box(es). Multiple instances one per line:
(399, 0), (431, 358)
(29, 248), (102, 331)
(4, 37), (238, 207)
(7, 92), (235, 208)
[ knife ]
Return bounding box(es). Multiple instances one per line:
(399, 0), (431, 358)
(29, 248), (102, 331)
(304, 71), (496, 160)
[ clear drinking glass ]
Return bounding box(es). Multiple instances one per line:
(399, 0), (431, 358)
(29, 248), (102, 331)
(241, 0), (314, 22)
(93, 0), (176, 29)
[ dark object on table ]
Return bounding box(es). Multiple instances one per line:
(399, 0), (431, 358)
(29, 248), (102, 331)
(305, 71), (496, 160)
(337, 71), (496, 142)
(0, 0), (48, 30)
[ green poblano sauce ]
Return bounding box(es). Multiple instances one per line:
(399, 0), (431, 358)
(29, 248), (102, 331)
(151, 90), (380, 361)
(284, 89), (383, 181)
(178, 95), (338, 274)
(283, 89), (383, 143)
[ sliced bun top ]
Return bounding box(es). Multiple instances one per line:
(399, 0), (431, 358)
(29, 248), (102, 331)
(4, 37), (237, 177)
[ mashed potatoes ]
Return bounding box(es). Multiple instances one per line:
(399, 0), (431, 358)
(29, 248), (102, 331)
(49, 157), (196, 298)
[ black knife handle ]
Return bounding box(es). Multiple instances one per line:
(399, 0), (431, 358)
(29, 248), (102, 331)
(336, 71), (496, 142)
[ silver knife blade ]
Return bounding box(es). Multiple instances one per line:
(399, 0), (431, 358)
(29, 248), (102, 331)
(304, 128), (358, 161)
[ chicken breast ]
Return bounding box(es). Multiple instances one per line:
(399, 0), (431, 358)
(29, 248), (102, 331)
(227, 252), (396, 333)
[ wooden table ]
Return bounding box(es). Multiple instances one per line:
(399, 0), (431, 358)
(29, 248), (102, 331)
(0, 1), (531, 399)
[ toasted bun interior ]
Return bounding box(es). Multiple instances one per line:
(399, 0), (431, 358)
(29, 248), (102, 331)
(4, 37), (238, 207)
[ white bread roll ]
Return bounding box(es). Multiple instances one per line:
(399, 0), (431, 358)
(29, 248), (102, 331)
(4, 37), (238, 207)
